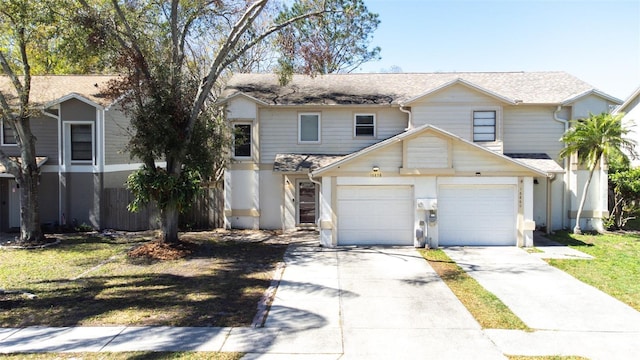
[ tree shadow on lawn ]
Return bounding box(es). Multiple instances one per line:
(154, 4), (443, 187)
(548, 232), (595, 247)
(0, 240), (288, 328)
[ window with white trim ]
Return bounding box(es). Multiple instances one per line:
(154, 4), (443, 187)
(1, 121), (16, 145)
(473, 111), (496, 142)
(298, 113), (321, 143)
(233, 123), (251, 158)
(354, 114), (376, 137)
(70, 124), (93, 162)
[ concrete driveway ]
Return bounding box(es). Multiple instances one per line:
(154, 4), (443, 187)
(444, 246), (640, 360)
(233, 243), (506, 359)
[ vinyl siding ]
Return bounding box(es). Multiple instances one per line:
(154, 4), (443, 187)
(0, 115), (59, 164)
(104, 106), (133, 165)
(410, 85), (503, 145)
(571, 94), (613, 119)
(406, 135), (449, 168)
(61, 98), (96, 122)
(502, 105), (565, 161)
(335, 143), (403, 174)
(259, 107), (406, 163)
(452, 142), (525, 173)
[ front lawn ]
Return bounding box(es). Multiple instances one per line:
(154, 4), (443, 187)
(546, 231), (640, 311)
(0, 230), (288, 327)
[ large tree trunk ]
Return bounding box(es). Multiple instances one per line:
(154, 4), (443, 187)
(160, 156), (182, 244)
(18, 167), (43, 243)
(161, 204), (180, 243)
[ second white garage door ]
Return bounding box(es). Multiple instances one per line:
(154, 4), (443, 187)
(438, 184), (517, 246)
(337, 185), (414, 245)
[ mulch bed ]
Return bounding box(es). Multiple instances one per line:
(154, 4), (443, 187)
(128, 239), (199, 260)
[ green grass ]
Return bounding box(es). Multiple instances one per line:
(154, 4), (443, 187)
(546, 231), (640, 311)
(0, 352), (243, 359)
(0, 232), (287, 327)
(420, 249), (529, 330)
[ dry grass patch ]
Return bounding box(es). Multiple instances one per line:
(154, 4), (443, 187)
(0, 230), (289, 327)
(421, 249), (529, 330)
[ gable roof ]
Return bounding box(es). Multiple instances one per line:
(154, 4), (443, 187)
(614, 86), (640, 115)
(0, 75), (119, 109)
(311, 124), (551, 177)
(221, 72), (620, 106)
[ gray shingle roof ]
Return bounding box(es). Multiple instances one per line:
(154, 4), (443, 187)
(222, 72), (614, 106)
(0, 75), (119, 108)
(505, 153), (564, 173)
(274, 153), (347, 172)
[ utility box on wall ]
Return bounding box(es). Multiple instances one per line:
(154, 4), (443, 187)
(416, 198), (437, 210)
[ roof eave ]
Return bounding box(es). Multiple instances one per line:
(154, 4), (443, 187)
(43, 93), (106, 110)
(613, 86), (640, 115)
(562, 89), (623, 106)
(402, 78), (517, 106)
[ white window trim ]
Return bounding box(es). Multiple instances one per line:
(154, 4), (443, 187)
(353, 113), (377, 138)
(64, 121), (95, 165)
(1, 120), (17, 146)
(232, 122), (252, 160)
(298, 112), (321, 144)
(471, 109), (501, 143)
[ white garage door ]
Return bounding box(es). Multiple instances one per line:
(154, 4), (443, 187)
(337, 186), (414, 245)
(438, 185), (516, 246)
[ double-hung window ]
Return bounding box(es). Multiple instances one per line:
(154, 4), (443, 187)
(298, 113), (321, 143)
(1, 121), (16, 145)
(233, 123), (252, 158)
(473, 111), (496, 142)
(354, 114), (376, 137)
(70, 124), (93, 162)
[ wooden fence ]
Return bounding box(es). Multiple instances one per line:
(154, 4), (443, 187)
(102, 182), (224, 231)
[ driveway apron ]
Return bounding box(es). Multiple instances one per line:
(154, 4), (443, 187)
(238, 243), (505, 359)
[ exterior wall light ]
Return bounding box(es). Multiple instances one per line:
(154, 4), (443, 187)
(372, 166), (380, 173)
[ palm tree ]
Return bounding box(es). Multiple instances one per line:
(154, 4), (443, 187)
(559, 112), (636, 234)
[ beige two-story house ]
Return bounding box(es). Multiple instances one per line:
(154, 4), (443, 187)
(220, 72), (620, 247)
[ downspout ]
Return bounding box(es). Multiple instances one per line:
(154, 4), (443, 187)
(399, 105), (413, 130)
(307, 171), (322, 228)
(554, 106), (569, 229)
(43, 109), (62, 227)
(546, 173), (557, 234)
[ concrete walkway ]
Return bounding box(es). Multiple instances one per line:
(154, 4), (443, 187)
(445, 246), (640, 360)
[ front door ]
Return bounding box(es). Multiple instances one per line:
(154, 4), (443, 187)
(297, 181), (317, 225)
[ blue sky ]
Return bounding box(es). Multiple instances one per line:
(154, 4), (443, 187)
(356, 0), (640, 100)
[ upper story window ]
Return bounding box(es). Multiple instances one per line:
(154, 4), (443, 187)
(473, 111), (496, 142)
(70, 124), (93, 162)
(354, 114), (376, 137)
(299, 113), (321, 143)
(233, 123), (251, 158)
(1, 121), (16, 145)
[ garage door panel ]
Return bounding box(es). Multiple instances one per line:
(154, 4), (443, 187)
(337, 186), (413, 246)
(439, 184), (516, 246)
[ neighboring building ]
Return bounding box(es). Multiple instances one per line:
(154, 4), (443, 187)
(0, 75), (142, 231)
(615, 86), (640, 167)
(220, 72), (621, 247)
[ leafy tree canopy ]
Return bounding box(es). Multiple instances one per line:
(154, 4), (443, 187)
(275, 0), (380, 83)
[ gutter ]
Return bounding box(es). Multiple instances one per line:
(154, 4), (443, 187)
(553, 105), (569, 229)
(43, 109), (63, 227)
(399, 105), (412, 130)
(307, 171), (323, 228)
